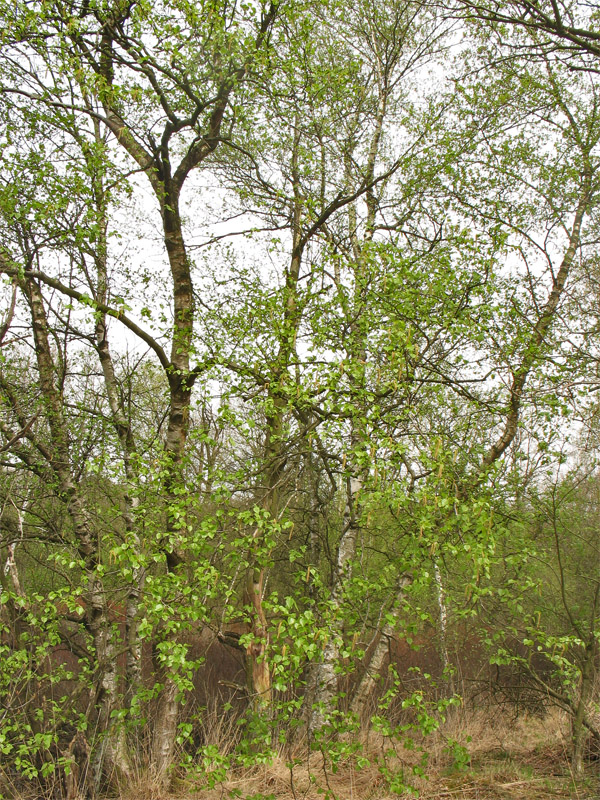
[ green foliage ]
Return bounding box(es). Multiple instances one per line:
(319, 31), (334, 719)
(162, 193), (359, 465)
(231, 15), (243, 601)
(0, 0), (599, 795)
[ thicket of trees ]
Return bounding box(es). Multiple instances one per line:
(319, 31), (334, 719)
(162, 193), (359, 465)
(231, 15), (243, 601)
(0, 0), (598, 796)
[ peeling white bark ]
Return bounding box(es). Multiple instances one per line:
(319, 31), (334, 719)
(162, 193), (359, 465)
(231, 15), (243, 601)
(309, 476), (361, 732)
(433, 559), (454, 694)
(151, 677), (179, 778)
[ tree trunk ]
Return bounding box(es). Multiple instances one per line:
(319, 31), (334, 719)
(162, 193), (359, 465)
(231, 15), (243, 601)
(433, 559), (455, 696)
(351, 575), (412, 722)
(64, 731), (91, 800)
(309, 476), (362, 732)
(245, 565), (272, 709)
(243, 184), (304, 709)
(572, 638), (597, 777)
(88, 125), (145, 707)
(23, 275), (133, 786)
(151, 678), (179, 779)
(149, 198), (194, 778)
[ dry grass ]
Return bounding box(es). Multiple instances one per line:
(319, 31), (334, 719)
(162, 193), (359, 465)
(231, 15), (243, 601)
(2, 705), (593, 800)
(115, 708), (599, 800)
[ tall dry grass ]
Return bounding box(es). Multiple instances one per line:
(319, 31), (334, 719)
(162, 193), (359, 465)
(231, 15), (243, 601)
(115, 705), (590, 800)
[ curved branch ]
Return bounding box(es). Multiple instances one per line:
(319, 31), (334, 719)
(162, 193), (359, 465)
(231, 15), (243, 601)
(482, 164), (591, 469)
(0, 258), (171, 371)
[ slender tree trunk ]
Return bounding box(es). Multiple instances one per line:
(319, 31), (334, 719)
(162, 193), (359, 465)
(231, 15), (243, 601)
(150, 198), (194, 778)
(245, 565), (272, 709)
(0, 495), (26, 646)
(351, 575), (412, 722)
(309, 475), (362, 732)
(150, 678), (179, 776)
(87, 118), (146, 707)
(96, 319), (144, 707)
(2, 497), (25, 598)
(23, 275), (133, 785)
(244, 142), (305, 708)
(244, 401), (283, 711)
(433, 559), (454, 695)
(572, 639), (597, 777)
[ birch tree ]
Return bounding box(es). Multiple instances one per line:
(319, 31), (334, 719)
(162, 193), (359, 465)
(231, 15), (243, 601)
(0, 0), (281, 782)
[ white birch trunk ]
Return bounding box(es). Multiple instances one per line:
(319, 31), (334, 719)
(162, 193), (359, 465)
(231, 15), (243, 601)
(3, 496), (26, 597)
(351, 575), (412, 722)
(309, 476), (361, 732)
(151, 677), (179, 779)
(433, 559), (454, 695)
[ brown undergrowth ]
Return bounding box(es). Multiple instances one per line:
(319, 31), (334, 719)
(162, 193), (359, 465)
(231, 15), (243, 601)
(115, 708), (598, 800)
